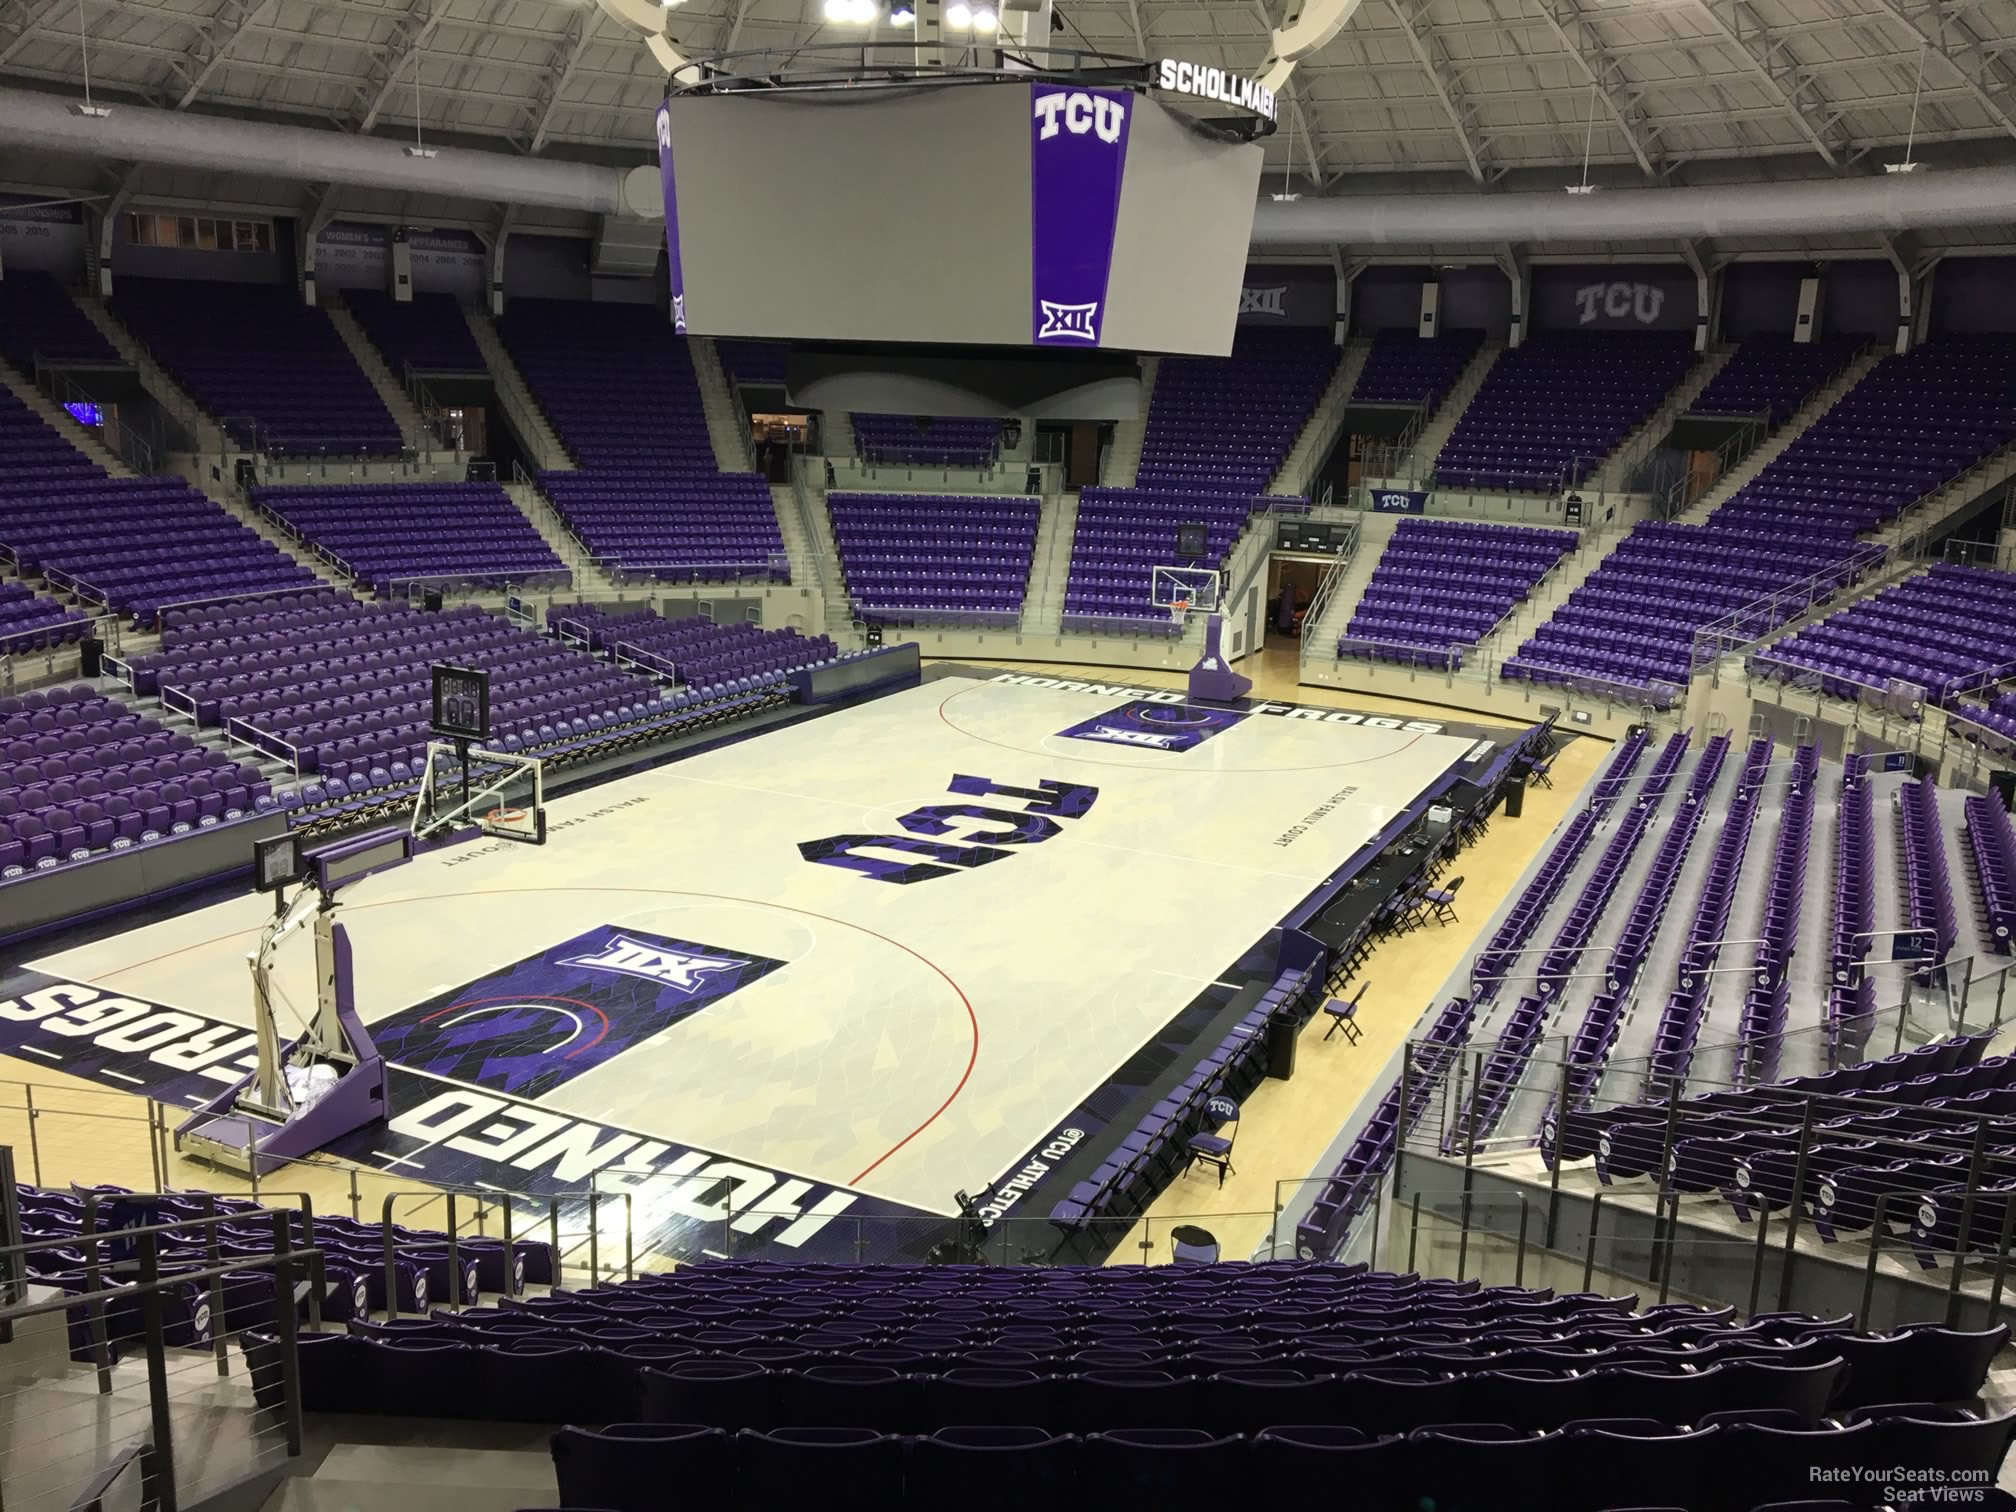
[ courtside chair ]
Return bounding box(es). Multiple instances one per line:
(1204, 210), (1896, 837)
(1185, 1095), (1240, 1186)
(1426, 875), (1465, 925)
(1323, 982), (1368, 1045)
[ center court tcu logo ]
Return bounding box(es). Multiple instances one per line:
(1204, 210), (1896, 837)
(562, 934), (745, 994)
(1036, 301), (1100, 342)
(800, 773), (1098, 885)
(1033, 91), (1127, 144)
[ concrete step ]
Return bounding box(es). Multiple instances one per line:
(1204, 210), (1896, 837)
(264, 1443), (556, 1512)
(690, 336), (756, 473)
(72, 292), (226, 455)
(1879, 443), (2016, 552)
(1022, 491), (1078, 635)
(1100, 356), (1158, 488)
(1593, 343), (1739, 494)
(462, 305), (571, 472)
(324, 299), (433, 444)
(0, 358), (134, 476)
(1417, 341), (1504, 478)
(1470, 528), (1616, 668)
(178, 462), (347, 587)
(1679, 348), (1887, 523)
(1272, 338), (1369, 501)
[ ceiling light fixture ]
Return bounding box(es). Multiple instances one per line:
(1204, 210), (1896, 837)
(971, 7), (998, 31)
(946, 1), (972, 24)
(70, 0), (110, 119)
(1566, 78), (1597, 195)
(889, 1), (915, 23)
(1890, 43), (1928, 175)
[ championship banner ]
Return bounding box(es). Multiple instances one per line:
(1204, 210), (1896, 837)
(656, 104), (689, 333)
(1370, 489), (1430, 515)
(1028, 84), (1132, 347)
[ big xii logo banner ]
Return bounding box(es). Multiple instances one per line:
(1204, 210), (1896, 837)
(1029, 85), (1131, 346)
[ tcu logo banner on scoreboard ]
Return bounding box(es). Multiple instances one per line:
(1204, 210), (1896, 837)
(1029, 84), (1132, 347)
(655, 104), (689, 333)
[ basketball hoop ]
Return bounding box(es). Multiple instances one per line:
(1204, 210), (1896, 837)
(1171, 598), (1190, 615)
(486, 808), (526, 828)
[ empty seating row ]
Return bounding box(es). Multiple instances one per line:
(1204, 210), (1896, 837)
(250, 481), (566, 596)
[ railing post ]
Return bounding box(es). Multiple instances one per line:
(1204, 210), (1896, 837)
(1773, 1100), (1818, 1311)
(138, 1229), (180, 1512)
(1582, 1194), (1602, 1294)
(1860, 1194), (1890, 1330)
(1946, 1120), (1994, 1328)
(381, 1195), (401, 1321)
(270, 1211), (304, 1458)
(202, 1194), (229, 1378)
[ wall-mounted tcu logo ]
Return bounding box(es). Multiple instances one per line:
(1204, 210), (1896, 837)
(800, 774), (1098, 885)
(1575, 281), (1667, 326)
(1033, 91), (1127, 144)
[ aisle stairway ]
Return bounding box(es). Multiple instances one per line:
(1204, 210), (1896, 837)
(325, 299), (435, 445)
(0, 359), (133, 477)
(1677, 348), (1886, 523)
(1020, 491), (1079, 636)
(1272, 337), (1370, 500)
(1099, 356), (1159, 488)
(462, 305), (571, 472)
(690, 336), (756, 473)
(1414, 341), (1502, 477)
(71, 291), (226, 456)
(1591, 343), (1740, 494)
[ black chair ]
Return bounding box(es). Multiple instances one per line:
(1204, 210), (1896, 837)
(1565, 1421), (1724, 1511)
(1322, 982), (1368, 1044)
(1406, 1422), (1567, 1512)
(1833, 1322), (2010, 1407)
(475, 1342), (598, 1424)
(902, 1427), (1077, 1510)
(639, 1360), (774, 1431)
(931, 1367), (1055, 1429)
(1081, 1428), (1244, 1497)
(550, 1423), (730, 1512)
(1204, 1368), (1335, 1434)
(735, 1426), (904, 1503)
(1463, 1368), (1599, 1431)
(1848, 1404), (2016, 1484)
(775, 1364), (917, 1431)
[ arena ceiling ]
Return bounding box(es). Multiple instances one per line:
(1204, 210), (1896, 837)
(3, 0), (2015, 260)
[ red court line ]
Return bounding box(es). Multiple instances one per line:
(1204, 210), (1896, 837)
(81, 885), (978, 1192)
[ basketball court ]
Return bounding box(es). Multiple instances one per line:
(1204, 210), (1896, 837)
(3, 672), (1480, 1247)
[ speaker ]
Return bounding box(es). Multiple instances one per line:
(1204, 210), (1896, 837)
(1176, 522), (1208, 559)
(1265, 1015), (1298, 1081)
(1503, 779), (1525, 819)
(1991, 769), (2016, 813)
(422, 590), (445, 613)
(79, 636), (104, 678)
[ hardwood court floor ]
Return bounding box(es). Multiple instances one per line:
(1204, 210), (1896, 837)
(933, 645), (1612, 1264)
(13, 644), (1604, 1272)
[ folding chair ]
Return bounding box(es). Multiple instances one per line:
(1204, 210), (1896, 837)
(1528, 758), (1554, 789)
(1425, 875), (1464, 925)
(1185, 1096), (1240, 1187)
(1322, 982), (1367, 1045)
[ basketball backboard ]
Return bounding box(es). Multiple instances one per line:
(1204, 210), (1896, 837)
(1151, 565), (1223, 616)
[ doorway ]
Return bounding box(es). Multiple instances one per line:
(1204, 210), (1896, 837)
(1265, 556), (1327, 643)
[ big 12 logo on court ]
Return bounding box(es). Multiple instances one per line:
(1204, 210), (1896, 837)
(799, 774), (1098, 885)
